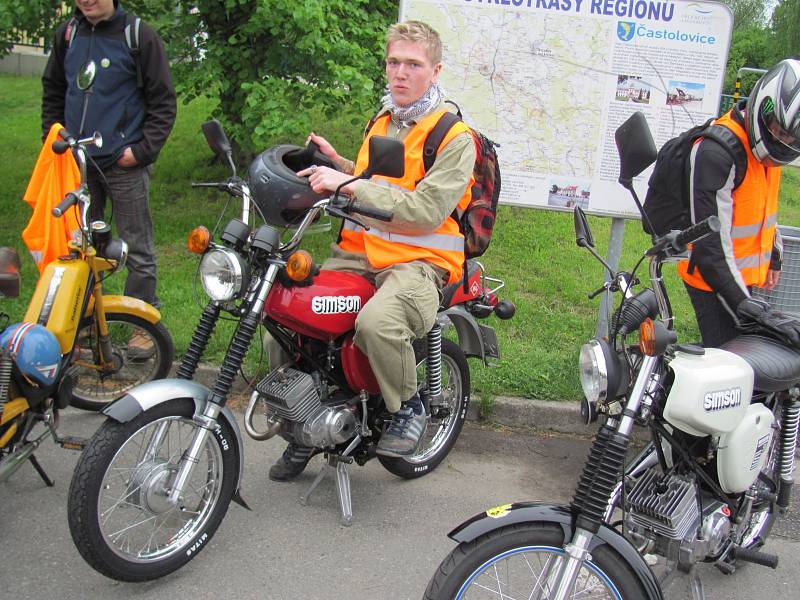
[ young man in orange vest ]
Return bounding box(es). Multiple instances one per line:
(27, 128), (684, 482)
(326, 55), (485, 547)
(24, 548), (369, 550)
(268, 21), (476, 480)
(680, 58), (800, 348)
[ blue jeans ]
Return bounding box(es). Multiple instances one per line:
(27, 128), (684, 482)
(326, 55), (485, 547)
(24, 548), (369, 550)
(87, 163), (159, 306)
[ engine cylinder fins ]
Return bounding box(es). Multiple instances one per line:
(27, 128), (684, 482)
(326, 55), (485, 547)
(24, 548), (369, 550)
(256, 367), (322, 422)
(626, 470), (700, 540)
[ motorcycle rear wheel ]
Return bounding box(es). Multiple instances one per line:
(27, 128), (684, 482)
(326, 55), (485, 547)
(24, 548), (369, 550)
(424, 522), (648, 600)
(70, 313), (174, 411)
(67, 399), (236, 581)
(379, 339), (469, 479)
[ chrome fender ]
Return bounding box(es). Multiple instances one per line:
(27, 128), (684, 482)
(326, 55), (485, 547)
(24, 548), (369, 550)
(103, 378), (246, 503)
(449, 502), (663, 600)
(438, 306), (500, 366)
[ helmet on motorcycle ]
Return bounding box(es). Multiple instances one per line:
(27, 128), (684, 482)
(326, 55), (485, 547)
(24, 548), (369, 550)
(248, 144), (340, 228)
(0, 322), (61, 387)
(745, 58), (800, 166)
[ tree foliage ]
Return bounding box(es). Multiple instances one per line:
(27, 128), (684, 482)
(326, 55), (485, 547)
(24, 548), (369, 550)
(770, 0), (800, 62)
(718, 0), (767, 31)
(0, 1), (67, 56)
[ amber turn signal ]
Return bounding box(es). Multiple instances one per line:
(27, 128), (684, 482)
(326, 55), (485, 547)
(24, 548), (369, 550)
(286, 250), (314, 281)
(639, 318), (657, 356)
(188, 226), (211, 254)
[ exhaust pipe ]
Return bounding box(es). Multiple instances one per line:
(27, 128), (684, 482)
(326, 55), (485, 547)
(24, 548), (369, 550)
(244, 390), (282, 440)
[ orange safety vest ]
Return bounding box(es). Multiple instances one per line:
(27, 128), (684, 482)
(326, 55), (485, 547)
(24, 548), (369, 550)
(678, 111), (782, 291)
(338, 110), (474, 284)
(22, 123), (81, 274)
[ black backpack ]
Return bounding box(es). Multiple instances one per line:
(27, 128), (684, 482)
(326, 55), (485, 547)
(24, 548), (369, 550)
(642, 119), (746, 236)
(64, 13), (143, 88)
(365, 103), (502, 259)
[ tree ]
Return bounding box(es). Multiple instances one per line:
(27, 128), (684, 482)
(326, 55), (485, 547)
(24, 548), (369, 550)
(0, 1), (66, 57)
(723, 25), (775, 95)
(770, 0), (800, 62)
(127, 0), (397, 155)
(718, 0), (768, 32)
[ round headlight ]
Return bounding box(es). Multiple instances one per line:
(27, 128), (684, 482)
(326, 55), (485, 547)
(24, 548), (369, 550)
(199, 248), (249, 302)
(579, 339), (609, 404)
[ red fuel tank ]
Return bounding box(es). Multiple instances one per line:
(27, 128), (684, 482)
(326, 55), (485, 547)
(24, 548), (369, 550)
(265, 270), (376, 341)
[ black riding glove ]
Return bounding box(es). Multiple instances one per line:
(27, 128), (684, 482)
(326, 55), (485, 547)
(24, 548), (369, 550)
(736, 297), (800, 350)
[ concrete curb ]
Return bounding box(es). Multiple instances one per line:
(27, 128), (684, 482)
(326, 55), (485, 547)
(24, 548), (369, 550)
(176, 363), (594, 438)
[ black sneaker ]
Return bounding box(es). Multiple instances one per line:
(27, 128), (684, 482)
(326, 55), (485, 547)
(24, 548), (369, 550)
(269, 443), (317, 481)
(376, 395), (427, 458)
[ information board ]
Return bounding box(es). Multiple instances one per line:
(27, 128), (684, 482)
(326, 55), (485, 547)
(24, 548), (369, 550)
(399, 0), (733, 218)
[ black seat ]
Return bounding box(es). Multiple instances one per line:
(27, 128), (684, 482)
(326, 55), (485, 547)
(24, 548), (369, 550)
(721, 334), (800, 392)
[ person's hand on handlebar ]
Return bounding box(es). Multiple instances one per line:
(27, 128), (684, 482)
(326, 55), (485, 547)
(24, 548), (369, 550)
(297, 164), (358, 196)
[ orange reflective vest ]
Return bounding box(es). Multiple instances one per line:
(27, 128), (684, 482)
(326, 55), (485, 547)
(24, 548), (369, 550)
(338, 110), (473, 284)
(22, 123), (81, 274)
(678, 111), (781, 291)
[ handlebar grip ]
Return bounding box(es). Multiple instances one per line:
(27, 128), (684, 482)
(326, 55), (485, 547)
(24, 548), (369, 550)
(675, 215), (721, 247)
(349, 202), (393, 222)
(52, 139), (70, 155)
(52, 192), (79, 217)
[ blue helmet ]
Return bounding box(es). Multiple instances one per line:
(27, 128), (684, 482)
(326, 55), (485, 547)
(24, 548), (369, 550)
(0, 323), (62, 387)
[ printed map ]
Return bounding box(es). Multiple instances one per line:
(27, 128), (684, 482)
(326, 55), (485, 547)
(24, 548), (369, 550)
(407, 1), (611, 177)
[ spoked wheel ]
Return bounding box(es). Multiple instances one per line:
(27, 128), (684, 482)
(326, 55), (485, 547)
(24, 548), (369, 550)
(68, 399), (237, 581)
(379, 339), (469, 479)
(70, 313), (174, 411)
(425, 523), (648, 600)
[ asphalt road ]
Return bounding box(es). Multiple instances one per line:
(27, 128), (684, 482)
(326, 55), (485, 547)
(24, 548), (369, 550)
(1, 409), (798, 599)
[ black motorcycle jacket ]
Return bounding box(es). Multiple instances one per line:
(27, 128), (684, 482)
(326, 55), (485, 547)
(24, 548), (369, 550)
(41, 2), (176, 169)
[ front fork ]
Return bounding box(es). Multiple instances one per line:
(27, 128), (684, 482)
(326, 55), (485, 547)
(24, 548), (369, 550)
(550, 355), (660, 599)
(164, 265), (278, 505)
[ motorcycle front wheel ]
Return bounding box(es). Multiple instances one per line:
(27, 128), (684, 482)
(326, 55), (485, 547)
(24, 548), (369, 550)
(67, 399), (237, 582)
(69, 312), (174, 411)
(425, 522), (649, 600)
(379, 339), (470, 479)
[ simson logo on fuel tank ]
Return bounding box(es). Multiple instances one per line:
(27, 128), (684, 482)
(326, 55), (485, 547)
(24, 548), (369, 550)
(311, 295), (361, 315)
(703, 388), (742, 412)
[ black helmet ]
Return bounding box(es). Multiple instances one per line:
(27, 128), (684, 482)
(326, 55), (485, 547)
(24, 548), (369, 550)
(745, 58), (800, 167)
(248, 144), (340, 228)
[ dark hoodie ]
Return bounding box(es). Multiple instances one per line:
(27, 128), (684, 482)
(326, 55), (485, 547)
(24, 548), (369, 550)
(41, 1), (176, 169)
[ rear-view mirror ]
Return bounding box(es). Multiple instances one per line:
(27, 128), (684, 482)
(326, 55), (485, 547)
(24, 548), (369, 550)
(614, 111), (657, 184)
(201, 119), (233, 159)
(363, 136), (405, 179)
(574, 206), (595, 249)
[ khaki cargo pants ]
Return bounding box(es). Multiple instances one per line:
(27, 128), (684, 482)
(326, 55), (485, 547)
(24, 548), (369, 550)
(266, 246), (444, 413)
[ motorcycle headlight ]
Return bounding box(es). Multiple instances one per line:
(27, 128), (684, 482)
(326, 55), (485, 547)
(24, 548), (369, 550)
(199, 247), (250, 302)
(579, 339), (610, 404)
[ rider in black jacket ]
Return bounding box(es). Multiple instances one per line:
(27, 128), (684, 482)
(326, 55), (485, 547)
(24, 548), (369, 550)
(41, 0), (176, 312)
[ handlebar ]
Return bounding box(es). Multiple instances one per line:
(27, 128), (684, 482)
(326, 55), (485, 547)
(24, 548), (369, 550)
(52, 192), (80, 217)
(347, 201), (393, 222)
(675, 215), (721, 248)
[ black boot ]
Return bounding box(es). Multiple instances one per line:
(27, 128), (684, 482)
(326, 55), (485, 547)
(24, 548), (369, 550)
(269, 442), (317, 481)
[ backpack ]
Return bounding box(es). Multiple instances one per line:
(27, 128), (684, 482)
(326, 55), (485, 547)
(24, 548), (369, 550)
(642, 119), (746, 236)
(64, 13), (143, 88)
(365, 102), (502, 259)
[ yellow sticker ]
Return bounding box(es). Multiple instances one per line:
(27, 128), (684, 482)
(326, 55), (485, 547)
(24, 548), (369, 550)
(485, 503), (513, 518)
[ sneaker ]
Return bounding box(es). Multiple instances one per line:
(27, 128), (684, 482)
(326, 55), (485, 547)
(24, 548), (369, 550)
(127, 330), (155, 360)
(376, 395), (427, 458)
(269, 442), (318, 481)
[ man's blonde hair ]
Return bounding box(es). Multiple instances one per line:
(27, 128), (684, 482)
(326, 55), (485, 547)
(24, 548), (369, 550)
(386, 21), (442, 65)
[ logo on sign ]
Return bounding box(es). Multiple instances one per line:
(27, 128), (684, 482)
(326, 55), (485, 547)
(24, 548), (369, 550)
(617, 22), (635, 42)
(311, 295), (361, 315)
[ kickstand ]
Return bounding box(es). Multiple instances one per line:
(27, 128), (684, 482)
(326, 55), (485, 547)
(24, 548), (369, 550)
(298, 435), (361, 527)
(688, 565), (706, 600)
(29, 454), (54, 487)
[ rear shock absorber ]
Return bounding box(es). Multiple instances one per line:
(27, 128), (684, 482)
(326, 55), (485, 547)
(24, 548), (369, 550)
(778, 387), (800, 509)
(0, 349), (12, 415)
(425, 324), (443, 412)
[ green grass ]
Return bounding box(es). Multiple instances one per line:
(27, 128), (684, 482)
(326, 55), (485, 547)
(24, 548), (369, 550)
(2, 74), (799, 403)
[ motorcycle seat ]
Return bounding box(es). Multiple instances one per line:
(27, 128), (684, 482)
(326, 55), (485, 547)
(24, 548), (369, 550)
(721, 334), (800, 392)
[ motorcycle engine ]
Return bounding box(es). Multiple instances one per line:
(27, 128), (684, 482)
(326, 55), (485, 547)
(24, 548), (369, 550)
(256, 367), (358, 449)
(624, 469), (731, 566)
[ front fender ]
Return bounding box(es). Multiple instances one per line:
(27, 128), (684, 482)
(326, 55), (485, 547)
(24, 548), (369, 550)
(449, 502), (663, 600)
(103, 378), (246, 501)
(87, 294), (162, 324)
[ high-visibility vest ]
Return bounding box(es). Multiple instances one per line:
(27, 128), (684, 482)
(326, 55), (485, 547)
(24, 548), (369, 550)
(338, 110), (473, 284)
(678, 111), (781, 291)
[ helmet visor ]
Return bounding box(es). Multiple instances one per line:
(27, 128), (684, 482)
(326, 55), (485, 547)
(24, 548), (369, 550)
(763, 109), (800, 153)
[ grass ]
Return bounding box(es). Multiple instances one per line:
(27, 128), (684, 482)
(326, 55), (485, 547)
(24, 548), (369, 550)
(2, 74), (799, 404)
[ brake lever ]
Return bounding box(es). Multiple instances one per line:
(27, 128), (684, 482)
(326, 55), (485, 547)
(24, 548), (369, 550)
(327, 206), (370, 231)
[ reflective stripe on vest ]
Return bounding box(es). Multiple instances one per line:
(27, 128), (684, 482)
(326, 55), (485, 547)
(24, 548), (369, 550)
(339, 109), (473, 283)
(678, 111), (781, 291)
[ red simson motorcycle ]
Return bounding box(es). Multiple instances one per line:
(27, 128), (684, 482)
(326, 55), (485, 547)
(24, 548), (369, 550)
(66, 120), (515, 581)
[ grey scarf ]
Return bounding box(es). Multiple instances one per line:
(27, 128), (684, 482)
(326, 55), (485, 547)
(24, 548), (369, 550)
(381, 83), (446, 128)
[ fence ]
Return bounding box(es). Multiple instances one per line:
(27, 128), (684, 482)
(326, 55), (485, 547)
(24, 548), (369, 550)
(753, 226), (800, 316)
